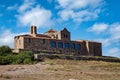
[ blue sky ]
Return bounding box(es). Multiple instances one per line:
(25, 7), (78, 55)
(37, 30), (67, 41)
(0, 0), (120, 57)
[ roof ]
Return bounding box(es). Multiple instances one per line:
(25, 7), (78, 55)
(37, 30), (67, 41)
(15, 34), (31, 38)
(75, 39), (101, 43)
(15, 34), (51, 39)
(45, 29), (56, 33)
(36, 34), (51, 38)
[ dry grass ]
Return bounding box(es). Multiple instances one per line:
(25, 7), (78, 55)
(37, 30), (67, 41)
(0, 59), (120, 80)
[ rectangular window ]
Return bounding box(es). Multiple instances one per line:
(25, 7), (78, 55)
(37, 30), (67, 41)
(58, 42), (63, 48)
(71, 43), (75, 49)
(64, 43), (70, 49)
(43, 39), (45, 44)
(28, 38), (31, 43)
(76, 44), (81, 50)
(51, 41), (56, 48)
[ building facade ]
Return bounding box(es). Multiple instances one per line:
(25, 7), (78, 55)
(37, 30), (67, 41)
(13, 26), (102, 56)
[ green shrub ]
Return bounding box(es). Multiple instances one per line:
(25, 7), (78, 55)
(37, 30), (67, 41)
(5, 54), (16, 64)
(0, 51), (35, 65)
(0, 45), (12, 56)
(23, 58), (32, 64)
(19, 51), (33, 58)
(0, 56), (9, 65)
(15, 58), (23, 64)
(14, 51), (34, 64)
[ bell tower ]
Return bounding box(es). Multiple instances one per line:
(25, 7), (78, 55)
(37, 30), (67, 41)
(30, 26), (37, 36)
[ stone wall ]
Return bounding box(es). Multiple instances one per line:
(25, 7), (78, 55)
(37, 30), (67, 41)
(13, 26), (102, 56)
(21, 37), (102, 56)
(14, 36), (24, 50)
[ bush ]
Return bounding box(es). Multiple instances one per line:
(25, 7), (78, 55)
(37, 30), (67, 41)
(0, 50), (35, 65)
(14, 51), (34, 64)
(0, 45), (35, 65)
(23, 58), (33, 64)
(0, 45), (12, 56)
(19, 51), (34, 60)
(15, 58), (23, 64)
(5, 54), (17, 64)
(0, 56), (9, 65)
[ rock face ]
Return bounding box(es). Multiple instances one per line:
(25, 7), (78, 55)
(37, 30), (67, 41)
(13, 26), (102, 56)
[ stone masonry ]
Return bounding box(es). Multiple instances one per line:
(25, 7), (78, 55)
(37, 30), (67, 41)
(13, 26), (102, 56)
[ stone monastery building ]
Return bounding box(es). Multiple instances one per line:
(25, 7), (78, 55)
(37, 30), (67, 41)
(14, 26), (102, 56)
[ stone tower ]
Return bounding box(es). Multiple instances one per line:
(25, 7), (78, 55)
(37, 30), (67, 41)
(30, 26), (37, 37)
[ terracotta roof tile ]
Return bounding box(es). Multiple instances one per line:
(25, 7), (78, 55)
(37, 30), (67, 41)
(46, 29), (56, 33)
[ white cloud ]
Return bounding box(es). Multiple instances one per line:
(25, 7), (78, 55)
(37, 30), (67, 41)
(97, 38), (111, 47)
(7, 4), (18, 10)
(0, 30), (15, 48)
(16, 0), (53, 28)
(57, 0), (103, 9)
(107, 48), (120, 58)
(87, 23), (109, 33)
(88, 22), (120, 57)
(109, 23), (120, 40)
(57, 0), (104, 23)
(17, 6), (53, 28)
(18, 0), (35, 13)
(88, 23), (120, 39)
(0, 30), (28, 48)
(88, 22), (120, 45)
(59, 9), (99, 22)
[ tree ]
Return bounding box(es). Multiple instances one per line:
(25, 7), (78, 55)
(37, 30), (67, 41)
(0, 45), (12, 56)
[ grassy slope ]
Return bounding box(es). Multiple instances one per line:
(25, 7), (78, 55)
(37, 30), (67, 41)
(0, 59), (120, 80)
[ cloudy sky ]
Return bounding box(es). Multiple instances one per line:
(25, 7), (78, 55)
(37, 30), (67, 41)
(0, 0), (120, 57)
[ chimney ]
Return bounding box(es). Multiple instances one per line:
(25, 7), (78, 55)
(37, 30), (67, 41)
(30, 26), (37, 36)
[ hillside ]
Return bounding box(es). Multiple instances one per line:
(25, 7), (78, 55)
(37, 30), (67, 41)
(0, 59), (120, 80)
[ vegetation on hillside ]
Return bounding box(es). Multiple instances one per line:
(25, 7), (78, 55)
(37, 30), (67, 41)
(0, 45), (120, 65)
(0, 45), (35, 65)
(0, 45), (12, 56)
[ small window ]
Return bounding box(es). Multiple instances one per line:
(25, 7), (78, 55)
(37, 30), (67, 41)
(59, 50), (62, 53)
(78, 52), (80, 54)
(63, 34), (68, 38)
(76, 44), (81, 50)
(51, 41), (56, 48)
(64, 43), (70, 49)
(66, 35), (68, 38)
(43, 39), (45, 44)
(28, 38), (31, 43)
(56, 35), (58, 39)
(58, 42), (63, 48)
(52, 35), (55, 39)
(64, 34), (66, 38)
(66, 50), (68, 52)
(71, 43), (75, 49)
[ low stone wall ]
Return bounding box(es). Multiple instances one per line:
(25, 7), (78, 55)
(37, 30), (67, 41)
(34, 54), (120, 63)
